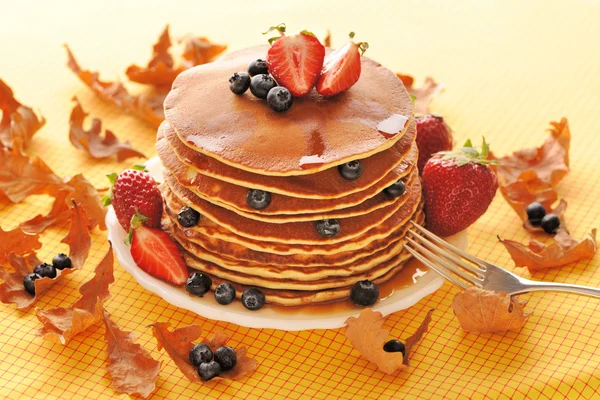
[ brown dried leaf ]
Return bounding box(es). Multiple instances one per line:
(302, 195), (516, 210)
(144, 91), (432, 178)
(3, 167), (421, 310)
(63, 173), (107, 231)
(35, 245), (114, 344)
(150, 322), (203, 382)
(493, 119), (570, 187)
(403, 309), (434, 367)
(0, 226), (41, 264)
(323, 30), (332, 48)
(500, 228), (597, 272)
(20, 174), (106, 234)
(396, 73), (444, 115)
(452, 287), (531, 334)
(344, 309), (405, 374)
(180, 36), (227, 67)
(0, 78), (46, 149)
(126, 25), (180, 87)
(0, 145), (66, 203)
(65, 45), (165, 128)
(0, 253), (72, 309)
(61, 201), (92, 269)
(103, 312), (160, 398)
(202, 331), (257, 380)
(69, 97), (145, 162)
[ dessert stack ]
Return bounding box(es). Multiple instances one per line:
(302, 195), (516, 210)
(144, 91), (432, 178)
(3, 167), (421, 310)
(156, 45), (421, 306)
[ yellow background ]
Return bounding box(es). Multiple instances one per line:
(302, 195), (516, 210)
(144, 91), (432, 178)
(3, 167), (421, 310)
(1, 0), (600, 398)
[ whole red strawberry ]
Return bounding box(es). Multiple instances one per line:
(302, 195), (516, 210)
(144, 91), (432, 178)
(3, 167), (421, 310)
(265, 24), (325, 97)
(422, 139), (499, 237)
(317, 32), (368, 97)
(415, 115), (453, 175)
(104, 166), (163, 230)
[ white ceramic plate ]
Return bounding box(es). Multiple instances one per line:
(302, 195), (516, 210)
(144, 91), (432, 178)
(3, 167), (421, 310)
(107, 157), (467, 330)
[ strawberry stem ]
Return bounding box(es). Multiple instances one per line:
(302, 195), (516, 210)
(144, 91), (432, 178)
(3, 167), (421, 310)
(435, 137), (500, 167)
(125, 211), (149, 245)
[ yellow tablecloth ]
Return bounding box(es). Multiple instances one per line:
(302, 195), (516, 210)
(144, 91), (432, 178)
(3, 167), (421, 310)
(1, 0), (599, 398)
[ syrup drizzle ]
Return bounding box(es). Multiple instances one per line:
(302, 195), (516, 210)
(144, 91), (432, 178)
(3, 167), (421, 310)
(299, 129), (326, 169)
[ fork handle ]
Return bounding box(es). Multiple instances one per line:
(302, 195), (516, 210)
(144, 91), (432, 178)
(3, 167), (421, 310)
(519, 281), (600, 299)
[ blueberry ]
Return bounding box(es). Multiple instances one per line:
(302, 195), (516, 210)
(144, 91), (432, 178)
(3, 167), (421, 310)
(229, 72), (251, 95)
(541, 214), (560, 234)
(241, 288), (265, 311)
(384, 180), (406, 198)
(249, 74), (277, 99)
(338, 160), (363, 180)
(52, 253), (72, 270)
(198, 361), (221, 381)
(189, 343), (213, 366)
(350, 280), (379, 306)
(315, 219), (341, 238)
(178, 206), (200, 227)
(23, 273), (41, 296)
(246, 189), (271, 210)
(248, 59), (268, 77)
(186, 272), (212, 297)
(214, 346), (237, 371)
(267, 86), (293, 112)
(383, 339), (406, 356)
(214, 282), (236, 305)
(33, 262), (57, 279)
(526, 202), (546, 226)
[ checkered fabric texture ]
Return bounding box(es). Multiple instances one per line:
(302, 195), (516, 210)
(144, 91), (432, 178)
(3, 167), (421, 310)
(1, 0), (599, 399)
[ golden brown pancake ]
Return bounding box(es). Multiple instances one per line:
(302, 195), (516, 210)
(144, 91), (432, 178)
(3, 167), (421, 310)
(162, 182), (423, 256)
(165, 211), (424, 280)
(163, 170), (421, 245)
(164, 46), (413, 176)
(159, 119), (417, 199)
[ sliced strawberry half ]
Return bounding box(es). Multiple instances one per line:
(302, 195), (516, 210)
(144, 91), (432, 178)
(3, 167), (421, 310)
(265, 24), (325, 97)
(317, 32), (368, 97)
(128, 214), (188, 285)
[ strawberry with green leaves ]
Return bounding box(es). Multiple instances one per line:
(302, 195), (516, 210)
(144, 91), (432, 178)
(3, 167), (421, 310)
(103, 165), (163, 231)
(316, 32), (368, 97)
(422, 138), (499, 237)
(265, 23), (325, 97)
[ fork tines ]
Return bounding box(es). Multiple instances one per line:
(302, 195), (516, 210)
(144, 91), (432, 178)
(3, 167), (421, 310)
(404, 222), (487, 290)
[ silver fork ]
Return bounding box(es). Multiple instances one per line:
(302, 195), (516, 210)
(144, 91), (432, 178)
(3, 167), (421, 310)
(404, 222), (600, 298)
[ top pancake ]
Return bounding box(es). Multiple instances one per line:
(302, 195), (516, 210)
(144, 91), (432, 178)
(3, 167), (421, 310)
(164, 46), (413, 176)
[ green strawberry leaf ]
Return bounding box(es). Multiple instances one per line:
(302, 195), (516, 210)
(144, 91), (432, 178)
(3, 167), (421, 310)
(435, 137), (500, 167)
(106, 172), (118, 185)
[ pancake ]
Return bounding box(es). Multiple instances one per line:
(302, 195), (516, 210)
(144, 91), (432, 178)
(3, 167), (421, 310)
(163, 182), (423, 256)
(158, 131), (417, 219)
(193, 256), (413, 306)
(163, 170), (421, 245)
(183, 246), (413, 291)
(165, 210), (425, 280)
(159, 119), (418, 199)
(164, 46), (413, 176)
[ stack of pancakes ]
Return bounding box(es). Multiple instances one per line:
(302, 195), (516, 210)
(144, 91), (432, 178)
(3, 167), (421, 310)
(156, 46), (422, 306)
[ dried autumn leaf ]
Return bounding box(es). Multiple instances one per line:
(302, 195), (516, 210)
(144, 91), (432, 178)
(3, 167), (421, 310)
(345, 309), (432, 374)
(500, 228), (597, 272)
(493, 119), (570, 187)
(180, 35), (227, 67)
(452, 286), (530, 334)
(202, 331), (257, 380)
(0, 253), (71, 309)
(0, 78), (46, 149)
(403, 309), (434, 367)
(20, 174), (107, 234)
(150, 322), (203, 382)
(0, 226), (41, 264)
(103, 312), (160, 398)
(65, 45), (165, 128)
(396, 73), (444, 115)
(126, 25), (180, 87)
(323, 30), (332, 48)
(35, 244), (114, 344)
(61, 201), (92, 269)
(0, 144), (66, 203)
(69, 97), (145, 162)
